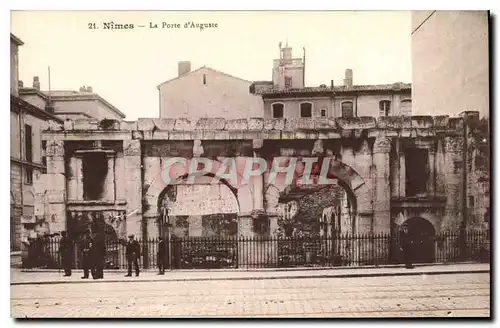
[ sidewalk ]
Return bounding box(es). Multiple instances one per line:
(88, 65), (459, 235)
(10, 263), (490, 285)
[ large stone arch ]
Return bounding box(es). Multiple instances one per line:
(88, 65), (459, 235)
(268, 157), (366, 235)
(148, 158), (255, 219)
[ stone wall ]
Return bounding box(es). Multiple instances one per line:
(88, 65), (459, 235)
(40, 112), (489, 247)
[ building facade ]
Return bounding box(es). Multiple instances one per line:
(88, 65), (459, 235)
(10, 34), (64, 254)
(251, 46), (412, 119)
(38, 111), (489, 267)
(411, 11), (489, 118)
(20, 82), (126, 121)
(157, 63), (263, 119)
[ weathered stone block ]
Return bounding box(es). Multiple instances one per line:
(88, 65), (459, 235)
(195, 118), (226, 130)
(377, 116), (405, 129)
(448, 117), (464, 130)
(248, 118), (264, 130)
(284, 118), (298, 131)
(336, 117), (376, 130)
(63, 120), (74, 130)
(132, 130), (144, 140)
(411, 116), (434, 129)
(121, 121), (138, 131)
(151, 118), (174, 131)
(46, 158), (65, 174)
(433, 115), (450, 128)
(296, 118), (315, 130)
(225, 119), (248, 131)
(73, 119), (99, 131)
(174, 118), (195, 131)
(137, 118), (155, 131)
(314, 118), (337, 130)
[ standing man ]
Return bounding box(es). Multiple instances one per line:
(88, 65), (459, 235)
(399, 223), (414, 269)
(81, 230), (94, 279)
(157, 236), (167, 275)
(58, 231), (73, 277)
(92, 233), (106, 279)
(125, 234), (141, 277)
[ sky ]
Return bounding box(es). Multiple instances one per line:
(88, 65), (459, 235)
(10, 11), (412, 120)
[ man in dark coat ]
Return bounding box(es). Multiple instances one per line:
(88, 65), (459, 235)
(399, 223), (414, 269)
(92, 233), (106, 279)
(125, 234), (141, 277)
(81, 230), (94, 279)
(58, 231), (73, 276)
(157, 236), (167, 275)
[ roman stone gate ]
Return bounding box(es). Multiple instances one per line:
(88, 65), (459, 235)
(39, 112), (489, 266)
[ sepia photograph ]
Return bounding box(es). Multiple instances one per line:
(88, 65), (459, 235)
(8, 8), (491, 319)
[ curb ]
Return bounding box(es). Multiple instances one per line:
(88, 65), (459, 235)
(11, 269), (490, 286)
(17, 261), (481, 273)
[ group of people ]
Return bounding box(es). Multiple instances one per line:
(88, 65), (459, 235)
(58, 231), (169, 279)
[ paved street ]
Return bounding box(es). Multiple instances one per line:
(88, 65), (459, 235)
(11, 272), (489, 318)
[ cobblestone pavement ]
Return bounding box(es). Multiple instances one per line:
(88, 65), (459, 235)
(11, 272), (489, 318)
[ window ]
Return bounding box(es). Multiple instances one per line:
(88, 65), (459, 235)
(272, 103), (284, 118)
(82, 152), (108, 200)
(341, 101), (354, 118)
(401, 99), (412, 115)
(203, 74), (206, 85)
(300, 103), (312, 117)
(41, 140), (47, 168)
(379, 100), (391, 117)
(285, 76), (292, 89)
(405, 148), (429, 197)
(321, 108), (327, 117)
(25, 124), (32, 162)
(25, 168), (33, 185)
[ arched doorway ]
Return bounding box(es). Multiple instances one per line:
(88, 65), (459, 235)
(404, 217), (436, 264)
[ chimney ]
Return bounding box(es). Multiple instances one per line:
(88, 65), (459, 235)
(331, 80), (334, 89)
(282, 47), (292, 61)
(178, 61), (191, 76)
(33, 76), (40, 90)
(86, 86), (93, 93)
(344, 69), (353, 88)
(18, 80), (24, 88)
(79, 86), (86, 92)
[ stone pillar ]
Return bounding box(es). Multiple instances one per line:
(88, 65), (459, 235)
(123, 139), (143, 238)
(428, 144), (436, 197)
(45, 140), (66, 234)
(75, 155), (84, 200)
(373, 135), (391, 234)
(370, 135), (392, 265)
(443, 136), (464, 231)
(399, 144), (406, 198)
(67, 156), (78, 201)
(115, 154), (125, 201)
(103, 153), (115, 202)
(252, 139), (265, 213)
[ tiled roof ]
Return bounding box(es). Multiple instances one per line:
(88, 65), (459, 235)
(157, 66), (253, 89)
(20, 88), (126, 119)
(254, 82), (412, 96)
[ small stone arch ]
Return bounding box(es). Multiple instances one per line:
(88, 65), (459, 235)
(402, 217), (436, 264)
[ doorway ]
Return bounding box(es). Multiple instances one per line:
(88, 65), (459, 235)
(405, 217), (436, 264)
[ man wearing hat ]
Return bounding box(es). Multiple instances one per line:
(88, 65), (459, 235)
(157, 236), (167, 275)
(399, 223), (414, 269)
(81, 230), (94, 279)
(125, 234), (141, 277)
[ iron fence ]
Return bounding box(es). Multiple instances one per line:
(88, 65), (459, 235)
(21, 230), (490, 270)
